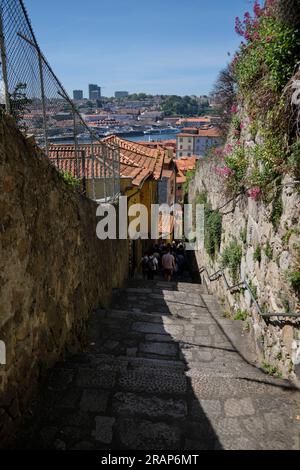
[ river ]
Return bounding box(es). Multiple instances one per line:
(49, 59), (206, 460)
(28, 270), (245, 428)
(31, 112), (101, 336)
(48, 132), (178, 146)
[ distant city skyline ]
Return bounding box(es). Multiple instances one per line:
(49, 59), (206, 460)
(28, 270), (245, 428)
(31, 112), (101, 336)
(25, 0), (249, 97)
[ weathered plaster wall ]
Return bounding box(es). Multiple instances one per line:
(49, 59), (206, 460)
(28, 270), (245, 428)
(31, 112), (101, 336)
(0, 116), (129, 441)
(189, 154), (300, 384)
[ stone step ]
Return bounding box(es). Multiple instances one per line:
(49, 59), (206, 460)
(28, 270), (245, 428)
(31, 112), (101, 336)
(118, 368), (187, 395)
(125, 280), (208, 294)
(112, 392), (188, 420)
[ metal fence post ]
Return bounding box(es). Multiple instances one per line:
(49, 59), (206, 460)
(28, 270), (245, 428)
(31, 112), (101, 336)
(37, 52), (49, 156)
(90, 138), (96, 200)
(73, 111), (79, 180)
(0, 6), (11, 114)
(103, 144), (108, 202)
(112, 145), (116, 199)
(81, 149), (86, 196)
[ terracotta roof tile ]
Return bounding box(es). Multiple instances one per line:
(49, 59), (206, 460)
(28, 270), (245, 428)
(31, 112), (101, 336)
(49, 136), (165, 188)
(175, 156), (199, 173)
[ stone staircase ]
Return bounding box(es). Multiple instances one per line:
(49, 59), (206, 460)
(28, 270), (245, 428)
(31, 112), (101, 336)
(15, 279), (300, 450)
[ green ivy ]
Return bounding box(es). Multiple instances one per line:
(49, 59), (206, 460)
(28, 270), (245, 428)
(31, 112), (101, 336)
(194, 192), (223, 260)
(221, 239), (242, 283)
(204, 207), (223, 260)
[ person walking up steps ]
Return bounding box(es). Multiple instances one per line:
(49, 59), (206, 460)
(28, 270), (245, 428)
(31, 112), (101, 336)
(162, 246), (176, 282)
(147, 252), (158, 280)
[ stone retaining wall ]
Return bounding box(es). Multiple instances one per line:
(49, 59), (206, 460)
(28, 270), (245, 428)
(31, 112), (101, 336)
(0, 116), (129, 441)
(189, 155), (300, 384)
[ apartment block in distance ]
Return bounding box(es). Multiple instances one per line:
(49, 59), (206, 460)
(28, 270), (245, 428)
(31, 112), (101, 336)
(73, 90), (83, 100)
(89, 84), (101, 101)
(176, 127), (222, 158)
(115, 91), (129, 99)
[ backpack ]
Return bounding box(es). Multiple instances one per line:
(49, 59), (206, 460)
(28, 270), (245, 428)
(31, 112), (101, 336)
(148, 256), (157, 271)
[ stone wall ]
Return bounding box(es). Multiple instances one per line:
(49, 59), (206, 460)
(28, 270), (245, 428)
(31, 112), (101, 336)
(189, 155), (300, 385)
(0, 116), (129, 441)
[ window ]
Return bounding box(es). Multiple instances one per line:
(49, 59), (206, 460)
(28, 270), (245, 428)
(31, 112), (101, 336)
(180, 145), (183, 150)
(179, 138), (183, 143)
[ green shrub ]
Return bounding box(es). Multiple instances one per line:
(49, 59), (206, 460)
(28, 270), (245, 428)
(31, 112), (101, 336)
(183, 169), (196, 197)
(235, 16), (300, 93)
(286, 271), (300, 295)
(288, 141), (300, 180)
(234, 309), (249, 321)
(60, 171), (82, 190)
(248, 136), (283, 190)
(224, 144), (248, 195)
(221, 239), (242, 283)
(240, 228), (247, 245)
(261, 362), (282, 378)
(270, 188), (283, 230)
(283, 228), (299, 245)
(253, 246), (262, 264)
(264, 242), (273, 261)
(232, 115), (241, 131)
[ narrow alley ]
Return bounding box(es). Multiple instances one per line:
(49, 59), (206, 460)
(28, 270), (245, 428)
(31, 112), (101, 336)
(15, 279), (300, 450)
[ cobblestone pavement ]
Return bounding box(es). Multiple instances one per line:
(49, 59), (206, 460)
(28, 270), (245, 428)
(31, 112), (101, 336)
(15, 280), (300, 450)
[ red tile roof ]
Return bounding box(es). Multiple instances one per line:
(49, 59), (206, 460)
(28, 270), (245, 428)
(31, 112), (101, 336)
(175, 156), (199, 173)
(177, 127), (221, 139)
(103, 136), (164, 185)
(49, 144), (115, 179)
(49, 136), (165, 188)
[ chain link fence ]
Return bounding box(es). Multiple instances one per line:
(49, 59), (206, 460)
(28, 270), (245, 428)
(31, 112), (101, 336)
(0, 0), (120, 200)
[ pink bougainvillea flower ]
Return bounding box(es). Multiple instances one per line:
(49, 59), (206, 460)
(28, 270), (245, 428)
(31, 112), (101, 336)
(248, 187), (261, 200)
(215, 166), (235, 178)
(231, 104), (238, 114)
(253, 0), (263, 18)
(224, 143), (233, 155)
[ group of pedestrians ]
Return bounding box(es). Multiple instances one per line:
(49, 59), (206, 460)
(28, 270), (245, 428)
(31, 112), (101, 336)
(140, 241), (187, 282)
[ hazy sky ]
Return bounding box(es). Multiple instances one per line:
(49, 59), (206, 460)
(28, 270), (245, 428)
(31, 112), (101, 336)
(25, 0), (251, 97)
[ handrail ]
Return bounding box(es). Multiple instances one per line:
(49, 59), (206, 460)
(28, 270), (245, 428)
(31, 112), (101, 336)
(199, 266), (300, 319)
